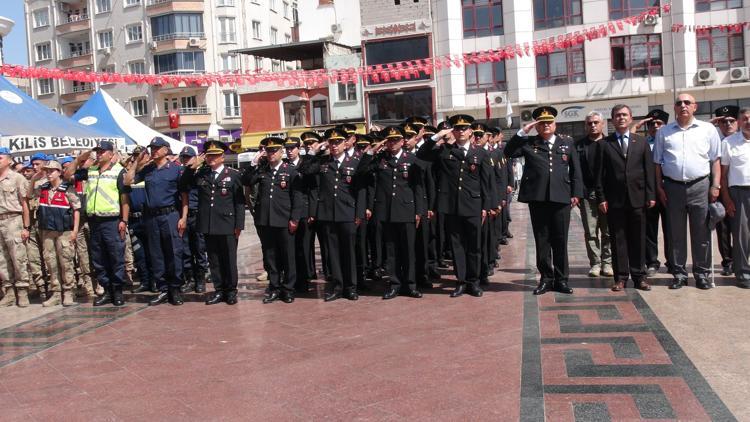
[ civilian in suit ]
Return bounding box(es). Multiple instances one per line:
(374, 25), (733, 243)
(504, 107), (584, 295)
(596, 104), (656, 291)
(179, 141), (246, 305)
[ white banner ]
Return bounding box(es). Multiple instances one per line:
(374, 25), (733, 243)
(0, 135), (125, 157)
(552, 98), (649, 123)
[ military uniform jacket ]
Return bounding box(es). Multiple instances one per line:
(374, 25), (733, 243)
(359, 151), (426, 223)
(490, 147), (511, 206)
(301, 154), (366, 222)
(595, 132), (655, 209)
(416, 141), (494, 217)
(286, 156), (316, 220)
(179, 166), (246, 235)
(242, 162), (304, 228)
(505, 133), (584, 204)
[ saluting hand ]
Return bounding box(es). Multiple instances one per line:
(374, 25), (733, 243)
(522, 121), (537, 134)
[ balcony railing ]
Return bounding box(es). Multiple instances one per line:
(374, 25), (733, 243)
(64, 14), (89, 24)
(180, 106), (209, 115)
(152, 32), (205, 42)
(63, 49), (92, 59)
(156, 70), (206, 76)
(71, 83), (93, 93)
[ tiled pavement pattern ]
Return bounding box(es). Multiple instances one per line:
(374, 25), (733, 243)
(0, 204), (742, 420)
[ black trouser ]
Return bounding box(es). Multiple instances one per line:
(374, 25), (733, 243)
(355, 219), (368, 284)
(607, 206), (647, 283)
(257, 225), (296, 294)
(502, 192), (512, 237)
(480, 217), (493, 280)
(315, 221), (331, 279)
(528, 202), (571, 284)
(129, 217), (151, 286)
(367, 219), (383, 271)
(415, 216), (430, 284)
(205, 233), (239, 294)
(383, 221), (416, 291)
(183, 211), (208, 278)
(427, 215), (440, 267)
(445, 214), (481, 289)
(716, 218), (733, 268)
(436, 212), (450, 260)
(322, 221), (357, 293)
(295, 218), (315, 287)
(645, 202), (671, 268)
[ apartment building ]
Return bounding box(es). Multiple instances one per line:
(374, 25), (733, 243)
(25, 0), (296, 147)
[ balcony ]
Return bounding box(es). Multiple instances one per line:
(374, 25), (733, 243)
(57, 50), (93, 68)
(146, 0), (204, 15)
(153, 106), (211, 127)
(56, 14), (90, 35)
(150, 33), (206, 52)
(60, 83), (93, 104)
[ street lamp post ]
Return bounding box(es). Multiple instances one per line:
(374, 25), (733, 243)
(0, 16), (16, 66)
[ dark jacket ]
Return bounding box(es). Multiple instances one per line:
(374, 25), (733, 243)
(180, 166), (246, 235)
(574, 136), (602, 199)
(242, 161), (305, 227)
(490, 147), (512, 206)
(359, 150), (426, 223)
(300, 153), (366, 222)
(504, 133), (584, 204)
(595, 132), (655, 209)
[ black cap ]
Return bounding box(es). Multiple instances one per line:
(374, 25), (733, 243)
(300, 131), (321, 144)
(203, 140), (228, 155)
(355, 134), (373, 146)
(179, 146), (196, 157)
(488, 127), (501, 135)
(284, 137), (301, 148)
(404, 116), (428, 128)
(715, 105), (739, 120)
(259, 137), (284, 149)
(471, 122), (488, 136)
(93, 140), (115, 152)
(646, 109), (670, 124)
(324, 128), (347, 142)
(337, 124), (357, 136)
(422, 125), (437, 136)
(448, 114), (475, 129)
(532, 106), (557, 122)
(402, 123), (419, 136)
(437, 120), (452, 131)
(382, 126), (406, 139)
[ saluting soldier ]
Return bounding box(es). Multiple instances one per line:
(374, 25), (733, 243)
(360, 126), (426, 299)
(302, 128), (366, 302)
(242, 138), (305, 304)
(419, 115), (494, 298)
(284, 136), (314, 293)
(300, 131), (329, 285)
(504, 106), (584, 295)
(471, 122), (500, 286)
(178, 146), (209, 294)
(180, 140), (246, 305)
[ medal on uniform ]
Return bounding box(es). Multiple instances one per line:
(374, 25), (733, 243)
(280, 180), (287, 189)
(221, 188), (228, 196)
(562, 154), (568, 162)
(470, 163), (477, 172)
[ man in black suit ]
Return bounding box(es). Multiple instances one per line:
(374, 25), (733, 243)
(596, 105), (656, 291)
(242, 138), (305, 303)
(504, 107), (583, 295)
(283, 137), (316, 293)
(179, 141), (246, 305)
(418, 115), (494, 297)
(300, 132), (329, 283)
(360, 126), (426, 299)
(303, 128), (366, 301)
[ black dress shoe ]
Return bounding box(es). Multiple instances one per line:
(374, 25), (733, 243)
(112, 286), (125, 306)
(262, 291), (279, 304)
(93, 287), (113, 306)
(696, 278), (711, 290)
(554, 281), (573, 294)
(168, 288), (184, 306)
(345, 291), (359, 301)
(180, 282), (194, 294)
(324, 292), (341, 302)
(646, 265), (658, 277)
(721, 266), (733, 276)
(669, 278), (688, 290)
(428, 268), (442, 280)
(149, 282), (159, 293)
(479, 278), (489, 287)
(382, 287), (398, 300)
(738, 280), (750, 289)
(533, 281), (553, 295)
(450, 283), (466, 298)
(467, 285), (483, 297)
(280, 291), (295, 303)
(406, 289), (423, 298)
(225, 291), (238, 305)
(205, 291), (225, 305)
(132, 284), (151, 294)
(194, 280), (206, 293)
(148, 291), (169, 306)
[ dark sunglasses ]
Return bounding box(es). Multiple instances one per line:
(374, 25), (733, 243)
(675, 100), (694, 106)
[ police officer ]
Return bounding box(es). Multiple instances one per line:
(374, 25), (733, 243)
(64, 141), (129, 306)
(178, 146), (209, 294)
(302, 128), (366, 301)
(0, 147), (32, 307)
(181, 140), (245, 305)
(243, 138), (304, 303)
(125, 137), (185, 306)
(505, 106), (584, 295)
(360, 126), (426, 299)
(419, 115), (494, 297)
(125, 147), (157, 294)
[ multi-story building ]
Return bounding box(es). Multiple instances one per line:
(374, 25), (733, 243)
(24, 0), (296, 148)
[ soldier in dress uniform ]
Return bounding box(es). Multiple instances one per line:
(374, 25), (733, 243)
(302, 128), (366, 301)
(419, 115), (494, 297)
(471, 122), (500, 286)
(178, 146), (209, 294)
(300, 131), (329, 285)
(284, 136), (316, 293)
(360, 126), (426, 299)
(504, 106), (584, 295)
(180, 140), (245, 305)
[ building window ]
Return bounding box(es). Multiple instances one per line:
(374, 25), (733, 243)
(35, 43), (52, 62)
(609, 0), (660, 19)
(252, 21), (262, 39)
(124, 0), (142, 6)
(270, 0), (277, 11)
(465, 61), (507, 93)
(155, 52), (206, 74)
(38, 79), (54, 95)
(368, 88), (433, 124)
(695, 0), (742, 12)
(272, 60), (281, 72)
(224, 92), (240, 117)
(285, 33), (292, 44)
(95, 0), (112, 13)
(101, 65), (115, 84)
(221, 54), (239, 72)
(283, 101), (307, 127)
(533, 0), (582, 30)
(216, 0), (235, 5)
(536, 46), (585, 87)
(67, 41), (91, 58)
(337, 82), (357, 101)
(697, 29), (744, 70)
(132, 98), (148, 117)
(218, 17), (236, 43)
(150, 13), (204, 41)
(129, 61), (146, 74)
(270, 27), (278, 44)
(72, 80), (92, 93)
(611, 35), (663, 79)
(254, 57), (263, 71)
(98, 30), (113, 49)
(462, 0), (503, 38)
(32, 8), (49, 28)
(283, 1), (290, 18)
(126, 24), (143, 43)
(312, 100), (329, 125)
(365, 35), (432, 84)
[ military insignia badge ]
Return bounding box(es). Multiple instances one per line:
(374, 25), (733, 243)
(221, 188), (228, 196)
(470, 163), (477, 172)
(280, 180), (287, 189)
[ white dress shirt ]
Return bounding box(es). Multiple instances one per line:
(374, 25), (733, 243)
(652, 119), (721, 181)
(721, 131), (750, 187)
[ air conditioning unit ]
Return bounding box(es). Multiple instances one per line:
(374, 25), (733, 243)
(149, 41), (158, 50)
(331, 24), (342, 34)
(643, 14), (659, 26)
(730, 66), (750, 82)
(697, 67), (717, 83)
(520, 109), (534, 122)
(189, 37), (200, 47)
(491, 92), (507, 105)
(102, 47), (112, 56)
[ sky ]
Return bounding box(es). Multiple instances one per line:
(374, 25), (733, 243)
(2, 0), (28, 65)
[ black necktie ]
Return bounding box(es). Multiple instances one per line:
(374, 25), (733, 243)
(619, 135), (628, 155)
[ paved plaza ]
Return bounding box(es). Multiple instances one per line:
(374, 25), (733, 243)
(0, 202), (745, 421)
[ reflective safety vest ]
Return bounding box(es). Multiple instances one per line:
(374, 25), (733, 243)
(85, 163), (123, 217)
